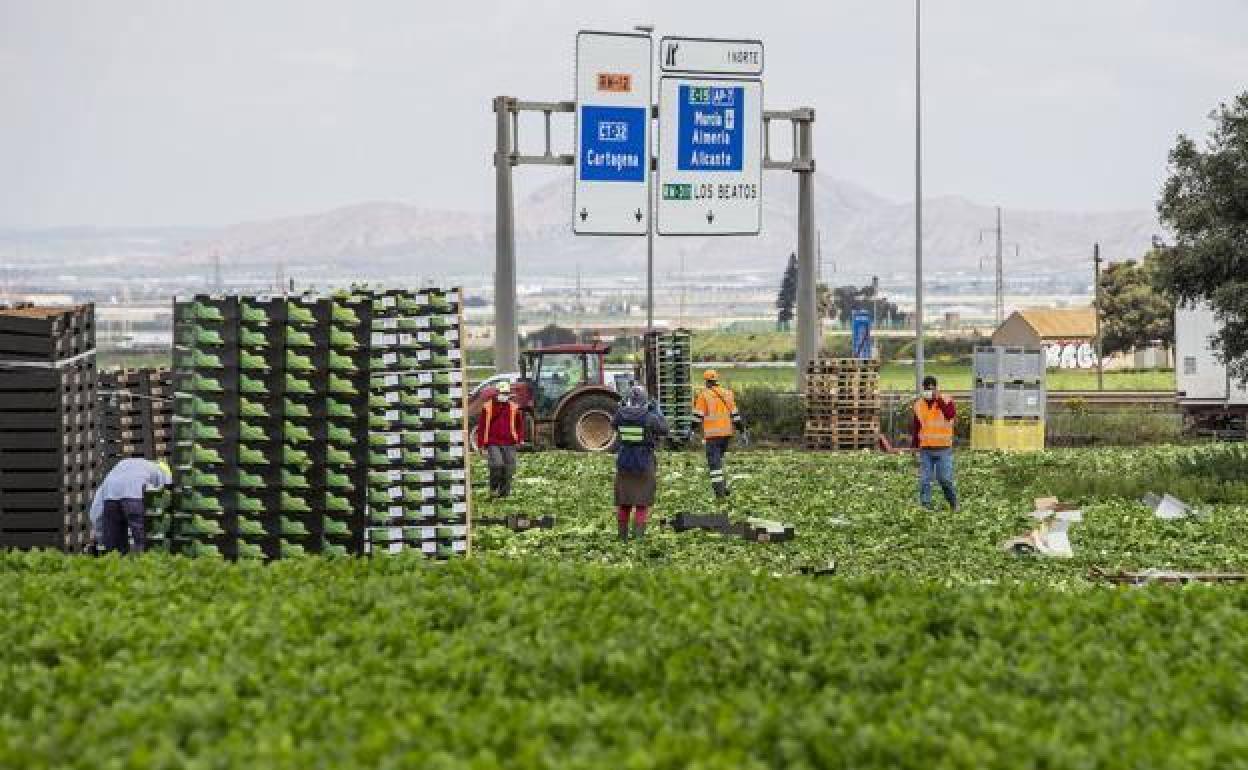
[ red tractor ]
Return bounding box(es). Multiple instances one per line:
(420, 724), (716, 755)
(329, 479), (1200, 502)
(471, 343), (625, 452)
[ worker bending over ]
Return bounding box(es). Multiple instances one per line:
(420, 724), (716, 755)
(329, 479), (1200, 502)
(475, 380), (524, 498)
(912, 375), (959, 511)
(89, 458), (172, 554)
(692, 369), (743, 498)
(612, 385), (669, 540)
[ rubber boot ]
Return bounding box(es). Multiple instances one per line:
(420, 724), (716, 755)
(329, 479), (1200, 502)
(713, 482), (728, 499)
(487, 467), (502, 497)
(632, 522), (647, 540)
(617, 521), (630, 541)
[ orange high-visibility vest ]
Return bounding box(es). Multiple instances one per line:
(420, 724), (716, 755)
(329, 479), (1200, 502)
(479, 399), (522, 445)
(914, 398), (955, 449)
(694, 386), (738, 439)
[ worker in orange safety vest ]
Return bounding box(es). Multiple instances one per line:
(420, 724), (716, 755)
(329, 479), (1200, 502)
(692, 369), (744, 498)
(911, 375), (959, 511)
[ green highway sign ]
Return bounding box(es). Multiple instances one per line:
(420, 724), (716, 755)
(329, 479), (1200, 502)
(662, 183), (693, 200)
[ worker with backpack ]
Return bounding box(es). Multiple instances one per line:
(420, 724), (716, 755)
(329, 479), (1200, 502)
(612, 385), (669, 540)
(692, 369), (745, 498)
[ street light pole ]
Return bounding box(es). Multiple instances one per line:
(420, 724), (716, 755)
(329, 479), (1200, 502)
(1094, 242), (1104, 391)
(635, 24), (656, 334)
(914, 0), (925, 392)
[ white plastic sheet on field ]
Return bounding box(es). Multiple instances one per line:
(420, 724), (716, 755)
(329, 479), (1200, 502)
(1002, 498), (1083, 558)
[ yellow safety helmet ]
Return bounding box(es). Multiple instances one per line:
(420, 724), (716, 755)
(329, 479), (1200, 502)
(496, 380), (512, 395)
(703, 369), (719, 382)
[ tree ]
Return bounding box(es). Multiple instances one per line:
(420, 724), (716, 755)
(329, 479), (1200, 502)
(1098, 252), (1174, 357)
(820, 280), (899, 325)
(523, 324), (577, 349)
(775, 253), (797, 331)
(1155, 92), (1248, 380)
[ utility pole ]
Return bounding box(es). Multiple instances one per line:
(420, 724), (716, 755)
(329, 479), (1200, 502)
(978, 206), (1021, 327)
(816, 229), (823, 284)
(1094, 242), (1104, 391)
(914, 0), (925, 392)
(995, 206), (1004, 325)
(679, 249), (687, 329)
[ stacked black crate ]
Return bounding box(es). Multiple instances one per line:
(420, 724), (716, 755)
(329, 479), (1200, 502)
(170, 297), (238, 558)
(275, 295), (329, 557)
(233, 295), (286, 559)
(0, 305), (98, 551)
(364, 288), (470, 559)
(426, 288), (471, 559)
(323, 291), (371, 557)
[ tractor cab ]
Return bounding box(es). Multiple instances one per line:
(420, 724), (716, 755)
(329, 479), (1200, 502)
(515, 343), (621, 451)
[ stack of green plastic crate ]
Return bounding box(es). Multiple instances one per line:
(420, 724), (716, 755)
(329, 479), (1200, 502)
(169, 289), (467, 560)
(232, 295), (286, 558)
(141, 485), (172, 553)
(322, 291), (372, 556)
(364, 287), (469, 559)
(646, 329), (694, 441)
(273, 294), (335, 559)
(170, 296), (240, 558)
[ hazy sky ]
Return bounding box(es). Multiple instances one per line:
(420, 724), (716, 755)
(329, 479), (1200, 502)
(2, 0), (1245, 228)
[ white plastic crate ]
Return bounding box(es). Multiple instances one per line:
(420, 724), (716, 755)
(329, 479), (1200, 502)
(974, 346), (1046, 384)
(973, 382), (1046, 419)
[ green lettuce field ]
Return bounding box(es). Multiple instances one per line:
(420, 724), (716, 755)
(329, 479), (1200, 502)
(4, 447), (1248, 769)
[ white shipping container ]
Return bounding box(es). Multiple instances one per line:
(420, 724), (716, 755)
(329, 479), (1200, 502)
(1175, 303), (1248, 406)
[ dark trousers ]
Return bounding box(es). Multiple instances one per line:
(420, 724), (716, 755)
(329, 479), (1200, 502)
(705, 437), (731, 496)
(487, 445), (518, 497)
(101, 498), (146, 554)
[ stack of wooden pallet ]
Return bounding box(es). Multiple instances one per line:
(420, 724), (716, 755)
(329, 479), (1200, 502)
(803, 358), (881, 450)
(98, 368), (174, 472)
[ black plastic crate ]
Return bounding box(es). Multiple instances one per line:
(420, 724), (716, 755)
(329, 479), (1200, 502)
(0, 529), (81, 550)
(0, 306), (92, 337)
(0, 510), (82, 530)
(0, 323), (95, 354)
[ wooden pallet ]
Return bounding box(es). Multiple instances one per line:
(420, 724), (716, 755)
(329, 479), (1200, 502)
(803, 436), (877, 451)
(806, 358), (880, 373)
(805, 374), (879, 385)
(804, 422), (880, 433)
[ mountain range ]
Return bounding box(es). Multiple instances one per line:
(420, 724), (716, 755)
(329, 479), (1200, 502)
(3, 175), (1162, 278)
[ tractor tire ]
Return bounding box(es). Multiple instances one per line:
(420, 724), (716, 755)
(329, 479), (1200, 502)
(558, 393), (619, 452)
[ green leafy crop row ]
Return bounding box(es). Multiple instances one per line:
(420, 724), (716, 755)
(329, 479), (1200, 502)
(5, 446), (1246, 768)
(4, 553), (1248, 769)
(473, 447), (1248, 579)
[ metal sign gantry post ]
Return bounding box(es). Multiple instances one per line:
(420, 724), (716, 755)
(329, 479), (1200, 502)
(764, 108), (817, 390)
(492, 96), (574, 374)
(493, 97), (816, 391)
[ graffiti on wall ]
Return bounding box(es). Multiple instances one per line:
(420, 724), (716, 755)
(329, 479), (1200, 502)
(1045, 340), (1098, 369)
